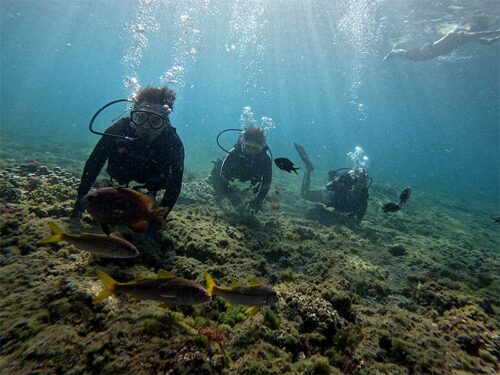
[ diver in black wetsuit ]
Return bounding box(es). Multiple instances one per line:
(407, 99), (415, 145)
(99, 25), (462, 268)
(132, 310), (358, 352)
(72, 86), (184, 217)
(295, 143), (370, 223)
(211, 127), (272, 211)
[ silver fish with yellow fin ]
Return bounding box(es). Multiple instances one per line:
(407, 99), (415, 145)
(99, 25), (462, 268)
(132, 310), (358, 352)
(205, 273), (278, 315)
(94, 269), (211, 306)
(42, 222), (139, 259)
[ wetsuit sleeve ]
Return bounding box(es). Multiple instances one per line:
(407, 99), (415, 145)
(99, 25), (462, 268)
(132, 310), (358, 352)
(255, 154), (272, 203)
(160, 133), (184, 211)
(74, 136), (110, 206)
(220, 150), (238, 182)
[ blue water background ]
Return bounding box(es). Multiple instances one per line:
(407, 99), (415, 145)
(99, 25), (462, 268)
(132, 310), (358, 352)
(1, 0), (499, 205)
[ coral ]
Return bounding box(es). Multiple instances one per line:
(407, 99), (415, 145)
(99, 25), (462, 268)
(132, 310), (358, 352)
(281, 288), (343, 335)
(0, 178), (22, 203)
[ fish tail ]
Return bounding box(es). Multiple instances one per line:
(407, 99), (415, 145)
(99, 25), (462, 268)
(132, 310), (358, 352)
(293, 167), (300, 174)
(42, 222), (65, 243)
(94, 269), (118, 304)
(204, 272), (217, 296)
(245, 306), (260, 316)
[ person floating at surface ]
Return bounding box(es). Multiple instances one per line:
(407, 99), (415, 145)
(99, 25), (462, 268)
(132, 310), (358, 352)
(72, 86), (184, 219)
(294, 143), (370, 223)
(211, 127), (272, 211)
(383, 28), (500, 62)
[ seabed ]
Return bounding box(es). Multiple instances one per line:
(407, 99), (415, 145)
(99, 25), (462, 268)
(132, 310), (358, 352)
(0, 137), (498, 374)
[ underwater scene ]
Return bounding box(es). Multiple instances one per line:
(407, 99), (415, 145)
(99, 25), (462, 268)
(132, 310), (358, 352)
(0, 0), (499, 374)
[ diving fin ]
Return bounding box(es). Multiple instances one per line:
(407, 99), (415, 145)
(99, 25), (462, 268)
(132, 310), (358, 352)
(294, 143), (314, 172)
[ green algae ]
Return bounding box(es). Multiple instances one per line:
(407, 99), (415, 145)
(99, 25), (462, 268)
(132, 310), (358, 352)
(0, 155), (499, 374)
(264, 309), (280, 330)
(219, 305), (247, 327)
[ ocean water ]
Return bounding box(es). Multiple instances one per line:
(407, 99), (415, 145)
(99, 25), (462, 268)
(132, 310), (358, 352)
(1, 1), (500, 374)
(2, 0), (499, 204)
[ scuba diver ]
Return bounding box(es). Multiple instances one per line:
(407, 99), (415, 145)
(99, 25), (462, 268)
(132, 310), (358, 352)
(294, 143), (370, 223)
(383, 28), (500, 62)
(71, 86), (184, 219)
(210, 126), (272, 211)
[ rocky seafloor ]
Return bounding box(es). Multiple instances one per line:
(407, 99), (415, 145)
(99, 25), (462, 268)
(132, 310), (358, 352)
(0, 141), (499, 375)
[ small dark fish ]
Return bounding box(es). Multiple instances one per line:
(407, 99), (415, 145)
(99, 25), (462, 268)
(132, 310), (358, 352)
(399, 186), (412, 205)
(382, 202), (400, 213)
(205, 273), (278, 315)
(82, 187), (164, 235)
(492, 216), (500, 224)
(274, 158), (300, 174)
(94, 269), (211, 306)
(42, 222), (139, 259)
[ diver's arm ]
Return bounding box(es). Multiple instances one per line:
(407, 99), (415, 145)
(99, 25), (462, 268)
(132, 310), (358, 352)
(255, 155), (272, 204)
(219, 149), (238, 185)
(160, 131), (184, 213)
(72, 136), (110, 215)
(464, 29), (500, 39)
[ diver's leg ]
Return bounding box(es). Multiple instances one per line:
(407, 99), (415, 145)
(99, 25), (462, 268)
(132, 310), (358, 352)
(477, 35), (500, 45)
(300, 168), (324, 203)
(467, 29), (500, 38)
(301, 169), (311, 194)
(294, 143), (314, 171)
(301, 189), (324, 203)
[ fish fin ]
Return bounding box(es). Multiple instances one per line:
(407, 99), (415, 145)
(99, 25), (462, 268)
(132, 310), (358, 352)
(42, 222), (65, 243)
(139, 194), (155, 210)
(157, 269), (176, 279)
(149, 210), (165, 228)
(246, 306), (260, 316)
(100, 223), (110, 236)
(205, 272), (217, 296)
(133, 273), (149, 281)
(230, 281), (239, 288)
(42, 235), (62, 244)
(94, 289), (114, 304)
(48, 221), (64, 235)
(293, 167), (300, 174)
(130, 220), (149, 232)
(249, 277), (262, 287)
(93, 269), (118, 304)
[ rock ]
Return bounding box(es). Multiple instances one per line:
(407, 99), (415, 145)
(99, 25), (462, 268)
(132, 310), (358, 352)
(457, 335), (480, 356)
(388, 244), (406, 256)
(37, 166), (51, 175)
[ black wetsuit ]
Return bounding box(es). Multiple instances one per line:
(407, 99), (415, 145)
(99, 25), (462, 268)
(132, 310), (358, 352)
(216, 143), (272, 207)
(301, 168), (369, 222)
(74, 117), (184, 212)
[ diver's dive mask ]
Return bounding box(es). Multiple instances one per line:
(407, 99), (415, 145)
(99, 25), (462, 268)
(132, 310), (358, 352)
(130, 110), (166, 129)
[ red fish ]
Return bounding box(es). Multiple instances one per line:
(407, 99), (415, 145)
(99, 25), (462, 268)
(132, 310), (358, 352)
(81, 187), (164, 235)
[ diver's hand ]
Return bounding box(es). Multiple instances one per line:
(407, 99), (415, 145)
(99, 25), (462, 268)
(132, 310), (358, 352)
(383, 51), (393, 62)
(157, 206), (171, 219)
(70, 201), (84, 219)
